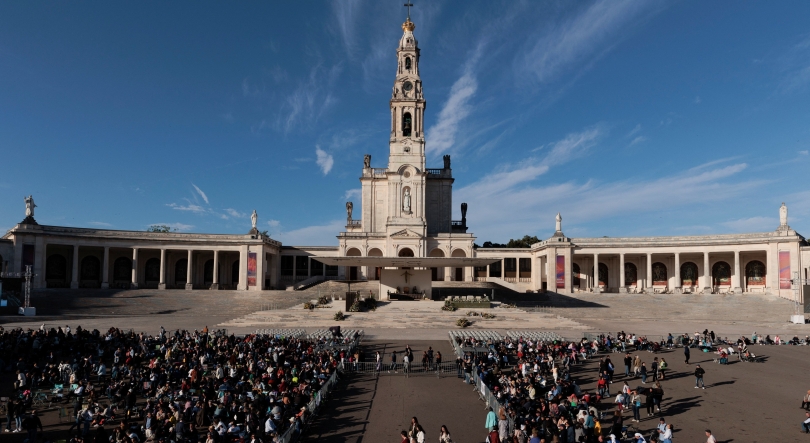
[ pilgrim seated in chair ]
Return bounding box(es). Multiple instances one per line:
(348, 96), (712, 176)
(412, 286), (418, 294)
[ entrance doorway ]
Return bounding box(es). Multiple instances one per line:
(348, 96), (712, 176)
(349, 267), (358, 280)
(455, 268), (463, 281)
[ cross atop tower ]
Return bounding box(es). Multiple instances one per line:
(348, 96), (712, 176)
(404, 2), (413, 19)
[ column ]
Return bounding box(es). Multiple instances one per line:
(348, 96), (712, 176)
(307, 257), (312, 279)
(101, 246), (110, 289)
(732, 250), (741, 294)
(646, 253), (652, 293)
(593, 253), (600, 294)
(702, 252), (710, 293)
(619, 253), (626, 293)
(237, 246), (248, 290)
(158, 249), (166, 290)
(71, 245), (79, 289)
(563, 248), (573, 293)
(444, 266), (451, 281)
(185, 250), (193, 290)
(211, 250), (220, 290)
(674, 252), (681, 294)
(131, 248), (139, 289)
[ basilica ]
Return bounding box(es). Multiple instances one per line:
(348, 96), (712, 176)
(1, 16), (808, 303)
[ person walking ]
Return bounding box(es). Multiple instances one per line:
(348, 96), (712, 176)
(633, 355), (642, 377)
(439, 425), (453, 443)
(485, 407), (497, 430)
(407, 417), (419, 443)
(658, 358), (668, 380)
(630, 391), (641, 422)
(802, 390), (810, 409)
(623, 353), (632, 378)
(390, 350), (398, 373)
(704, 429), (717, 443)
(684, 345), (691, 364)
(640, 363), (648, 384)
(695, 365), (706, 389)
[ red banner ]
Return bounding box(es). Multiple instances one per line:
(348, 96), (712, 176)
(556, 255), (565, 289)
(779, 251), (791, 289)
(247, 252), (257, 287)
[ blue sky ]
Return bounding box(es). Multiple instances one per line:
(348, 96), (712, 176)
(1, 1), (809, 245)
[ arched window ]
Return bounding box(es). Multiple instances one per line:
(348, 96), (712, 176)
(712, 261), (731, 286)
(652, 262), (667, 285)
(591, 263), (608, 286)
(398, 248), (415, 257)
(175, 259), (188, 284)
(405, 57), (412, 70)
(745, 260), (766, 285)
(113, 257), (131, 281)
(145, 258), (160, 282)
(681, 262), (698, 286)
(572, 263), (581, 287)
(81, 256), (101, 281)
(402, 112), (412, 137)
(624, 263), (638, 286)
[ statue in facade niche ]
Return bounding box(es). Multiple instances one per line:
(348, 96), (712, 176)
(443, 154), (451, 169)
(403, 188), (411, 214)
(363, 154), (371, 169)
(251, 210), (258, 229)
(780, 202), (788, 226)
(346, 201), (353, 220)
(25, 195), (36, 217)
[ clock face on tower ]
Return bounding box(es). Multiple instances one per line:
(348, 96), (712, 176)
(403, 81), (413, 92)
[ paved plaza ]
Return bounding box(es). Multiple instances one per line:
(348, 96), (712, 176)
(1, 289), (809, 442)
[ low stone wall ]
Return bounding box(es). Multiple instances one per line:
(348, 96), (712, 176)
(448, 301), (491, 309)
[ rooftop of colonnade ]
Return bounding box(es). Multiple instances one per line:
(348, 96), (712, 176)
(3, 223), (282, 247)
(528, 228), (805, 251)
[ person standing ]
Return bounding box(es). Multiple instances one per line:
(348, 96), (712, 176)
(695, 365), (706, 389)
(802, 412), (810, 433)
(623, 353), (632, 378)
(485, 407), (497, 430)
(390, 350), (398, 373)
(650, 358), (659, 382)
(633, 355), (642, 377)
(22, 410), (43, 443)
(802, 390), (810, 409)
(640, 363), (648, 384)
(408, 417), (419, 443)
(630, 391), (641, 422)
(684, 345), (691, 364)
(705, 429), (717, 443)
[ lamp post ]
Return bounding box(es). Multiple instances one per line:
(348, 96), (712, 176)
(19, 265), (37, 316)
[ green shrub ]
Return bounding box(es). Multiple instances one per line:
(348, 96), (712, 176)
(456, 318), (471, 328)
(334, 311), (345, 321)
(349, 299), (362, 312)
(441, 300), (457, 311)
(303, 302), (315, 310)
(318, 295), (330, 305)
(363, 297), (377, 310)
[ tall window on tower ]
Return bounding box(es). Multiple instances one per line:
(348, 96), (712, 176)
(405, 57), (412, 71)
(402, 112), (412, 137)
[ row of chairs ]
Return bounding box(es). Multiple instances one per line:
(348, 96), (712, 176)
(253, 329), (306, 338)
(445, 295), (490, 301)
(307, 329), (363, 340)
(449, 330), (503, 342)
(506, 331), (564, 342)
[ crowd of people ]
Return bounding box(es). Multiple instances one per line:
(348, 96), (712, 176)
(2, 324), (352, 443)
(450, 332), (734, 443)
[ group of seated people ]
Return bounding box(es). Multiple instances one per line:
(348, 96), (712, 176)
(3, 325), (346, 443)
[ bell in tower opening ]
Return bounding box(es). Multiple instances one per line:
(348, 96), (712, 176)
(405, 57), (412, 71)
(402, 112), (412, 137)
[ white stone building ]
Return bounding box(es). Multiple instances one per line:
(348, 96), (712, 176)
(1, 15), (808, 302)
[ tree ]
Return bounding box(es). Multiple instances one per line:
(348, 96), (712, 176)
(480, 235), (540, 249)
(147, 224), (176, 233)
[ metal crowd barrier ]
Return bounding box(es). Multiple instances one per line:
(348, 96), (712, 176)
(277, 369), (341, 443)
(470, 368), (515, 436)
(342, 361), (458, 377)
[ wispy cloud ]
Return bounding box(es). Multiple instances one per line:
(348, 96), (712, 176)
(694, 96), (702, 104)
(279, 64), (341, 133)
(331, 0), (362, 57)
(799, 150), (809, 156)
(427, 43), (485, 157)
(518, 0), (663, 85)
(315, 146), (334, 175)
(721, 216), (775, 233)
(192, 184), (209, 205)
(344, 188), (361, 200)
(627, 124), (642, 138)
(167, 203), (207, 214)
(459, 126), (603, 200)
(224, 208), (246, 218)
(273, 219), (344, 246)
(628, 135), (647, 146)
(267, 219), (280, 228)
(778, 35), (810, 94)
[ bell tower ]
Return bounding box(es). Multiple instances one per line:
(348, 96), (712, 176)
(388, 15), (426, 172)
